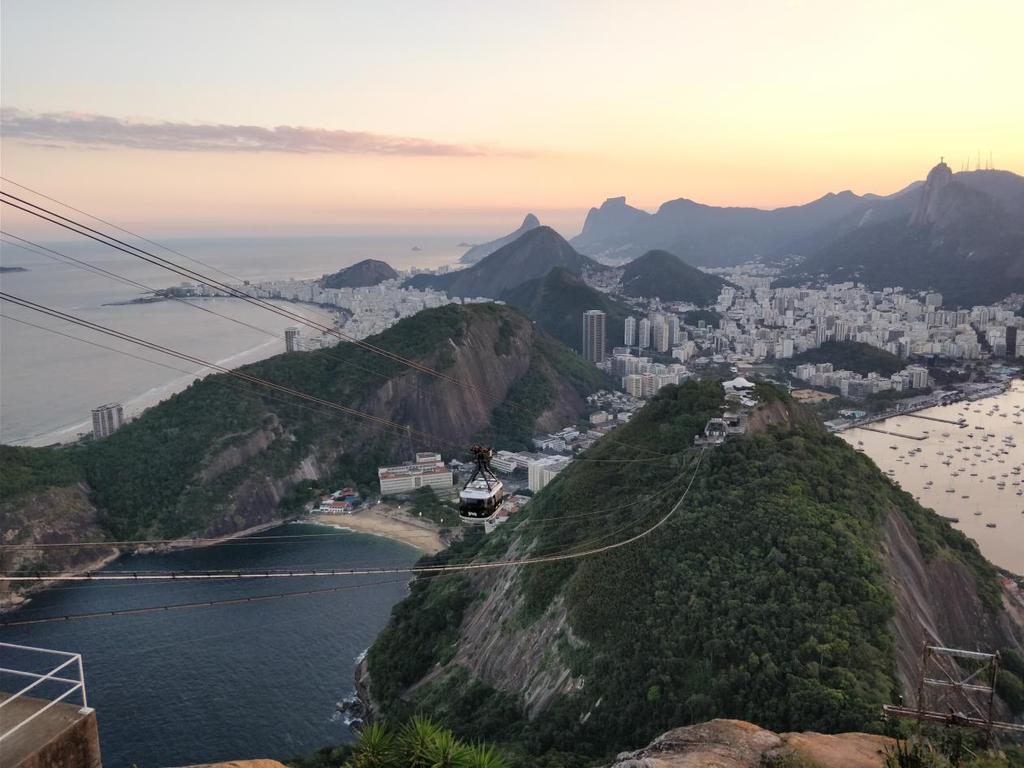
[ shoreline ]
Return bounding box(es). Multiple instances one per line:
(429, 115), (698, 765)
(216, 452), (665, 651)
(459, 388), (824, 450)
(0, 518), (297, 615)
(306, 506), (446, 554)
(3, 297), (342, 448)
(2, 510), (448, 615)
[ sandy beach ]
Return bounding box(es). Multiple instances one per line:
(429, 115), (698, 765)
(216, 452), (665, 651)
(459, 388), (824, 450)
(308, 505), (446, 554)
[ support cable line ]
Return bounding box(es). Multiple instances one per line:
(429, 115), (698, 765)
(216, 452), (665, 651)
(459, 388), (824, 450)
(1, 235), (667, 469)
(0, 176), (249, 286)
(0, 313), (435, 454)
(0, 291), (461, 450)
(0, 449), (705, 589)
(0, 476), (683, 554)
(0, 292), (666, 467)
(0, 191), (548, 412)
(0, 232), (459, 403)
(3, 478), (689, 581)
(0, 183), (667, 458)
(0, 577), (414, 627)
(0, 453), (704, 626)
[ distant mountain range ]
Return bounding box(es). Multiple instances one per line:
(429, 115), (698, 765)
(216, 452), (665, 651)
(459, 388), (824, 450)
(620, 249), (728, 305)
(459, 213), (540, 264)
(573, 190), (873, 266)
(321, 258), (397, 288)
(501, 266), (632, 353)
(572, 165), (1024, 306)
(408, 226), (602, 298)
(784, 165), (1024, 306)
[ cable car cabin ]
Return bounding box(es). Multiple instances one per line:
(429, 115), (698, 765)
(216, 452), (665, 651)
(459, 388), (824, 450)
(459, 477), (506, 522)
(459, 444), (505, 523)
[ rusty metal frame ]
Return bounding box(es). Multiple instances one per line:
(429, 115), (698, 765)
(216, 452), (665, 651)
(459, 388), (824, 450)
(883, 643), (1024, 735)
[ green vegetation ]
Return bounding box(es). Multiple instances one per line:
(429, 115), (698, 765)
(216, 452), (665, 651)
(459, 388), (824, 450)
(368, 381), (1007, 763)
(368, 533), (489, 708)
(787, 341), (905, 377)
(345, 717), (507, 768)
(0, 445), (83, 501)
(883, 732), (1024, 768)
(620, 250), (727, 305)
(4, 303), (604, 544)
(483, 361), (554, 451)
(409, 487), (460, 529)
(682, 309), (721, 328)
(287, 716), (508, 768)
(501, 266), (632, 354)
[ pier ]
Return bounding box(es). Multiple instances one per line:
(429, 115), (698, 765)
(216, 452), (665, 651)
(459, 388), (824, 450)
(859, 426), (927, 440)
(903, 413), (966, 426)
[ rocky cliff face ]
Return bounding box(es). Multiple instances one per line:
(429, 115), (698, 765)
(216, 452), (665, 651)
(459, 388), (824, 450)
(881, 508), (1024, 708)
(190, 303), (598, 536)
(0, 483), (118, 608)
(2, 305), (602, 570)
(909, 160), (955, 227)
(608, 719), (893, 768)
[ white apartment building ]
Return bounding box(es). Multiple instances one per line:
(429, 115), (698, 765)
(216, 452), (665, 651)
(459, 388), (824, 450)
(91, 403), (124, 439)
(378, 452), (453, 494)
(528, 457), (570, 492)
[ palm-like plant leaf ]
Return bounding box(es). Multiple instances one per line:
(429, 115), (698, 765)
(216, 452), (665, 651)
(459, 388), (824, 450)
(347, 722), (395, 768)
(399, 715), (442, 768)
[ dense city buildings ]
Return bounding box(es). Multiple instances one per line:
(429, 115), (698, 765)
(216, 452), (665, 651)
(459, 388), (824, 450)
(701, 265), (1024, 364)
(582, 309), (607, 363)
(180, 277), (467, 342)
(91, 402), (124, 439)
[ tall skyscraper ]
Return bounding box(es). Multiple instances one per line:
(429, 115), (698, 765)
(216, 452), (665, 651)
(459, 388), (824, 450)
(582, 310), (607, 363)
(624, 316), (636, 346)
(285, 326), (302, 352)
(92, 403), (124, 439)
(669, 315), (681, 346)
(638, 318), (652, 349)
(651, 313), (670, 352)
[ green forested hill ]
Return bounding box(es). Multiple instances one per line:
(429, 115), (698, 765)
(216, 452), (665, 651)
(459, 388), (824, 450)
(501, 267), (632, 353)
(366, 382), (1016, 765)
(619, 249), (728, 305)
(2, 304), (605, 543)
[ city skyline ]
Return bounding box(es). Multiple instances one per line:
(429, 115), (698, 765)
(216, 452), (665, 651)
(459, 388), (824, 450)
(2, 1), (1022, 238)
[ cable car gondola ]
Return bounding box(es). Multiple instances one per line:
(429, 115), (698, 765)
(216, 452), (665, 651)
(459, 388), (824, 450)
(459, 444), (505, 523)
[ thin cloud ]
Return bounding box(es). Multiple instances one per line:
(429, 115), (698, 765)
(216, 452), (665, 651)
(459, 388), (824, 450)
(0, 108), (527, 157)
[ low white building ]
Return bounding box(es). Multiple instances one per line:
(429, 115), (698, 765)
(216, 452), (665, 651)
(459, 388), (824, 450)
(378, 452), (453, 495)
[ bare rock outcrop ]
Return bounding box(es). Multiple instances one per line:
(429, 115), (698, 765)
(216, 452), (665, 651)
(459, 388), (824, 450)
(608, 719), (893, 768)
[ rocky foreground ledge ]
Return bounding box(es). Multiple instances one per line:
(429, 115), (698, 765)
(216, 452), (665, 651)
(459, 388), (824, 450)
(609, 718), (893, 768)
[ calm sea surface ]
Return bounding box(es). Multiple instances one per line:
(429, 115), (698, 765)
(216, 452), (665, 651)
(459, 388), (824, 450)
(1, 524), (420, 768)
(840, 381), (1024, 573)
(0, 235), (462, 445)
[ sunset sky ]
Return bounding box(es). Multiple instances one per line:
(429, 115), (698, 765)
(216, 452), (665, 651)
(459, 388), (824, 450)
(2, 0), (1022, 239)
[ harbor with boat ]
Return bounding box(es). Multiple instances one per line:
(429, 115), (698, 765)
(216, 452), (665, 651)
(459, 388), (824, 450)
(840, 379), (1024, 573)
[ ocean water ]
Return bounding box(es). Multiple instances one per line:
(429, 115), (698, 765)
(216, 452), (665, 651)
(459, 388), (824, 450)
(0, 524), (420, 768)
(840, 382), (1024, 573)
(0, 235), (462, 445)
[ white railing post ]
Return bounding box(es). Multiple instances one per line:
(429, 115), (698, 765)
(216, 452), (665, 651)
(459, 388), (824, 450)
(0, 642), (90, 742)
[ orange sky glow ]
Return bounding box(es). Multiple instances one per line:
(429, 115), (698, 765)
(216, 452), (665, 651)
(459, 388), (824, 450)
(2, 0), (1021, 238)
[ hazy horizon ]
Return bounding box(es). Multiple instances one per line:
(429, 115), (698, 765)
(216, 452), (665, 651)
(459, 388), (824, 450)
(3, 0), (1022, 240)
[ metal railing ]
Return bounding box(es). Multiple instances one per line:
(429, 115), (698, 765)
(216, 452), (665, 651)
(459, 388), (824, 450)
(0, 641), (90, 743)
